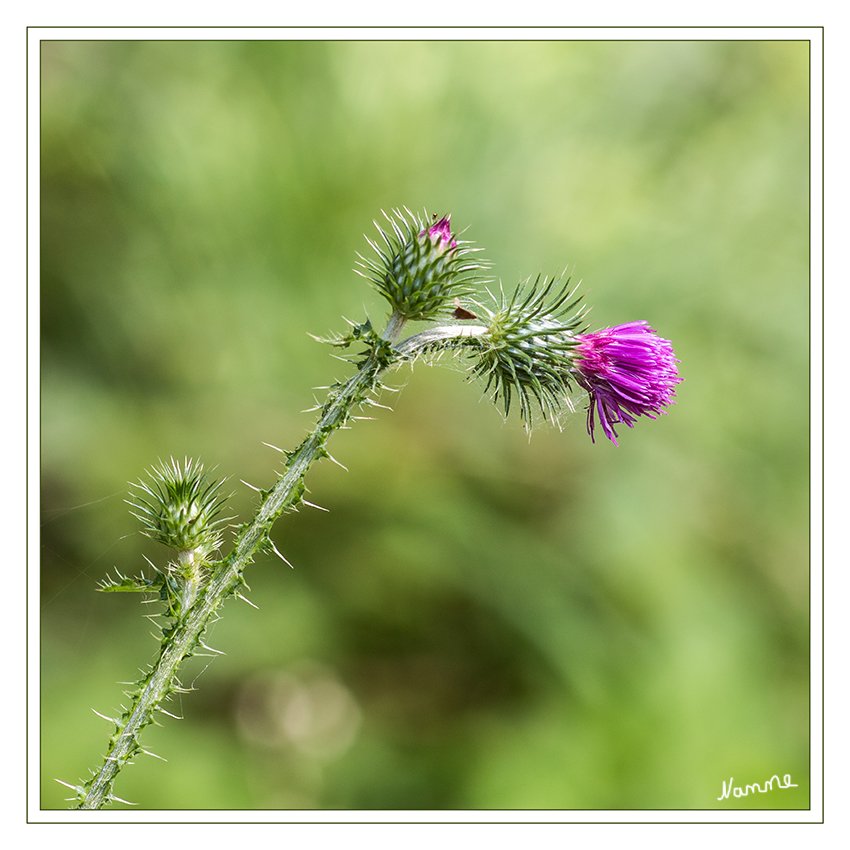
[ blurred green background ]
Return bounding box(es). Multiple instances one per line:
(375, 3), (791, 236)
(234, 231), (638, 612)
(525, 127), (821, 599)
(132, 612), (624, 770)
(39, 39), (810, 811)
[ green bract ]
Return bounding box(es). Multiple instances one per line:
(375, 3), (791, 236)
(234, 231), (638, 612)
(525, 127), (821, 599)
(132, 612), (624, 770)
(357, 207), (490, 321)
(470, 275), (588, 424)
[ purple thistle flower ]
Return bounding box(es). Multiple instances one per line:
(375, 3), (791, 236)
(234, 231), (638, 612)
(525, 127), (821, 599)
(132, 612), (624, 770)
(421, 215), (457, 252)
(574, 321), (681, 446)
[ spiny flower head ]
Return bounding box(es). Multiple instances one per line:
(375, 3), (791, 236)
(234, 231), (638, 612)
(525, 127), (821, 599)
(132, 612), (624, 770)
(574, 321), (681, 445)
(470, 274), (587, 425)
(357, 207), (489, 321)
(128, 457), (230, 560)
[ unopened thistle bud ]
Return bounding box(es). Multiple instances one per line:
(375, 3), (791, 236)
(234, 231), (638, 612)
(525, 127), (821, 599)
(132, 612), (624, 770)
(128, 457), (229, 563)
(470, 275), (587, 424)
(357, 208), (490, 322)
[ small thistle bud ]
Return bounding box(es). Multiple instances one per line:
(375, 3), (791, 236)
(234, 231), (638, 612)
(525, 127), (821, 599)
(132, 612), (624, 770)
(574, 322), (682, 445)
(128, 458), (229, 562)
(357, 208), (490, 322)
(470, 275), (587, 424)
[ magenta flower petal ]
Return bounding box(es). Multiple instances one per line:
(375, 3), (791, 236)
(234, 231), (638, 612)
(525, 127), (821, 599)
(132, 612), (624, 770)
(574, 322), (681, 445)
(421, 215), (457, 252)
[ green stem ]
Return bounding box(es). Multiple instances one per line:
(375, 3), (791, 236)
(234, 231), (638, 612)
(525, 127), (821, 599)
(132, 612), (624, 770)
(381, 308), (407, 343)
(74, 312), (419, 810)
(394, 323), (488, 356)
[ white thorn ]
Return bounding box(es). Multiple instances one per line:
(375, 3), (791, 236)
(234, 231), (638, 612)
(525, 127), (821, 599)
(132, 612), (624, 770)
(303, 499), (329, 512)
(157, 707), (183, 720)
(324, 453), (348, 471)
(91, 708), (116, 723)
(268, 538), (295, 569)
(262, 442), (284, 453)
(140, 748), (168, 762)
(235, 591), (259, 610)
(241, 479), (262, 492)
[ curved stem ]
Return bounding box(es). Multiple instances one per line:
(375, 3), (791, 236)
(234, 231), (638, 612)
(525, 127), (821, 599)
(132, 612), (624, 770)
(394, 323), (488, 357)
(75, 317), (451, 809)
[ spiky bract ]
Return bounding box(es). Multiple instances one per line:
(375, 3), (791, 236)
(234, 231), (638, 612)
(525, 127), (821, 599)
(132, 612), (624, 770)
(129, 457), (229, 561)
(357, 208), (490, 321)
(470, 275), (587, 424)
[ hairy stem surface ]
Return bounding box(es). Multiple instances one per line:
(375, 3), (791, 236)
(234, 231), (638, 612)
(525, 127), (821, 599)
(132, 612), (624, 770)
(75, 315), (415, 810)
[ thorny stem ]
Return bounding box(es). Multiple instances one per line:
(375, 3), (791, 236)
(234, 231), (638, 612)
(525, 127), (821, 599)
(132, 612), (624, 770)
(73, 311), (444, 810)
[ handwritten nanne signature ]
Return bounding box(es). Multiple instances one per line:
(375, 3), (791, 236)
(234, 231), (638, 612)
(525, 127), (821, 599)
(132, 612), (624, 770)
(717, 774), (798, 800)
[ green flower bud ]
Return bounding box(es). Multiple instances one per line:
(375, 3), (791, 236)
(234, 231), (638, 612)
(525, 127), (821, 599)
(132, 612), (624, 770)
(128, 457), (229, 562)
(470, 275), (587, 424)
(357, 208), (490, 322)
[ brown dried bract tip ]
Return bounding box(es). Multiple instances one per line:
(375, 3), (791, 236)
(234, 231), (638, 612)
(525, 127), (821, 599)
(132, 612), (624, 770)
(452, 297), (478, 320)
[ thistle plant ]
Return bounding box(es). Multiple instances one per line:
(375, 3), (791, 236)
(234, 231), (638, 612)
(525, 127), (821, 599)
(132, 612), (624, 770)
(61, 207), (681, 809)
